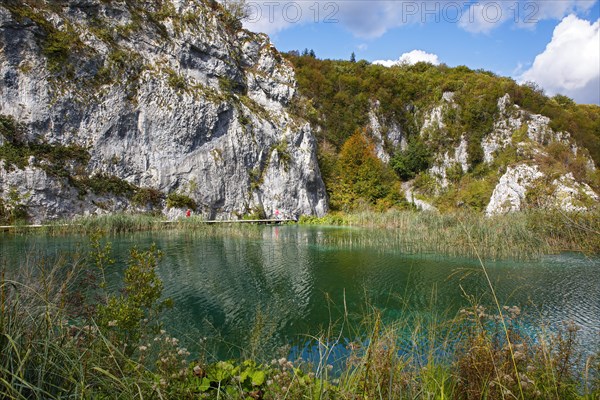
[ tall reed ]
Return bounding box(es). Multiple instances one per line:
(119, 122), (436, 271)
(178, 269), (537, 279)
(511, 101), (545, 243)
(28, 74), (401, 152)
(300, 209), (600, 259)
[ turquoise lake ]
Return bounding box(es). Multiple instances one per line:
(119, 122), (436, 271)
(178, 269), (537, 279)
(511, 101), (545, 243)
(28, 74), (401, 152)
(1, 225), (599, 360)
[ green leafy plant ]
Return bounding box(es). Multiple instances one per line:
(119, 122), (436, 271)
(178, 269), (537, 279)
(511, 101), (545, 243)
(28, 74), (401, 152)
(97, 243), (172, 352)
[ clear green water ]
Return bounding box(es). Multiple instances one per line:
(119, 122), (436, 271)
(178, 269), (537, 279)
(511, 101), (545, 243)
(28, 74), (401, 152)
(1, 225), (599, 360)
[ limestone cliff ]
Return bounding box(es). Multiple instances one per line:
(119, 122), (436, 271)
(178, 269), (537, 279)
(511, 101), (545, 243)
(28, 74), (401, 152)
(367, 92), (598, 214)
(0, 0), (328, 223)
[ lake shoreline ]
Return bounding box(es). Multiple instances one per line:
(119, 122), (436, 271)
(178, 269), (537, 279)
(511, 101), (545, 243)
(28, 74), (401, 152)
(2, 209), (599, 259)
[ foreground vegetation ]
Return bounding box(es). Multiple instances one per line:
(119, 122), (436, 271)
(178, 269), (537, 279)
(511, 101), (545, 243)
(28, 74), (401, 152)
(1, 235), (599, 399)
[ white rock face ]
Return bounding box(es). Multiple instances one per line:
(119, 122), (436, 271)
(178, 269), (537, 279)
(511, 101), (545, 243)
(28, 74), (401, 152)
(402, 182), (437, 212)
(429, 135), (469, 188)
(421, 91), (455, 134)
(421, 105), (445, 133)
(485, 164), (543, 216)
(367, 101), (404, 163)
(482, 95), (523, 163)
(551, 173), (599, 212)
(0, 1), (327, 222)
(486, 167), (599, 216)
(481, 94), (583, 165)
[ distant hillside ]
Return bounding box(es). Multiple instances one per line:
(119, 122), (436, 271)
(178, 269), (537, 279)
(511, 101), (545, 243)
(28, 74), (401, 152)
(286, 54), (600, 214)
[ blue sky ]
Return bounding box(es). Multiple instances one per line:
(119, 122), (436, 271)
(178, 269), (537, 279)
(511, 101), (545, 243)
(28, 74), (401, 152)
(242, 0), (600, 104)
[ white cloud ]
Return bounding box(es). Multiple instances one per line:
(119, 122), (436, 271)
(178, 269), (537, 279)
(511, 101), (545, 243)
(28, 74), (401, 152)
(459, 0), (597, 33)
(520, 15), (600, 104)
(373, 50), (440, 67)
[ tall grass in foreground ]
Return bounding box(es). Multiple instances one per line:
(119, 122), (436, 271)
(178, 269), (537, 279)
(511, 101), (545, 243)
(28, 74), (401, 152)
(0, 242), (164, 399)
(1, 236), (599, 399)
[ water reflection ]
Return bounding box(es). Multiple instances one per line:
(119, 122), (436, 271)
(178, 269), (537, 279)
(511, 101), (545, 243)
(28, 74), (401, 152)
(1, 226), (599, 360)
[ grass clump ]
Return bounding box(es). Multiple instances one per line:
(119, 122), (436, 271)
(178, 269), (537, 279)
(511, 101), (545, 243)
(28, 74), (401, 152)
(69, 213), (165, 234)
(0, 235), (181, 399)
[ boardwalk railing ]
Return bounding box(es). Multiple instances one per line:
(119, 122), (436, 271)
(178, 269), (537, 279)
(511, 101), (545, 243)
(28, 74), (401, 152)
(168, 219), (297, 224)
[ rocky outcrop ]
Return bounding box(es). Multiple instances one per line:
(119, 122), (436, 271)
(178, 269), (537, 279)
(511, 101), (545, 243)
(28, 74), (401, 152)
(551, 173), (599, 212)
(481, 94), (576, 164)
(402, 182), (437, 212)
(367, 100), (405, 163)
(429, 135), (469, 188)
(485, 164), (543, 215)
(485, 165), (599, 216)
(406, 92), (598, 215)
(348, 88), (598, 215)
(0, 1), (327, 222)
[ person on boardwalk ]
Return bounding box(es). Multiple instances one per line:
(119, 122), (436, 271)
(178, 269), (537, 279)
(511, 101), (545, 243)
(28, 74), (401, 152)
(185, 209), (191, 218)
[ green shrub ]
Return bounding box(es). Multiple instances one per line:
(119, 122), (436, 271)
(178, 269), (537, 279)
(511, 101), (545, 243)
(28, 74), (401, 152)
(97, 242), (172, 351)
(413, 172), (439, 197)
(446, 163), (464, 184)
(391, 136), (433, 180)
(166, 192), (197, 210)
(0, 188), (29, 224)
(242, 205), (266, 220)
(271, 140), (291, 169)
(82, 173), (136, 197)
(132, 187), (165, 208)
(0, 115), (25, 143)
(0, 114), (91, 176)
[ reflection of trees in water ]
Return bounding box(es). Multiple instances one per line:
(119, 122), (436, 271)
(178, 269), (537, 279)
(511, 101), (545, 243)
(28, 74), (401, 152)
(6, 229), (598, 359)
(155, 229), (316, 350)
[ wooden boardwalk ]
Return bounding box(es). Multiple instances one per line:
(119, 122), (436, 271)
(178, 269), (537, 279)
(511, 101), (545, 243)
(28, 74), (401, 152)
(0, 219), (296, 231)
(188, 219), (296, 224)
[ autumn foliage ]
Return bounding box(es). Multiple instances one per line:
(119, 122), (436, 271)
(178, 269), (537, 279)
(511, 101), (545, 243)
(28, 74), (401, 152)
(329, 131), (402, 211)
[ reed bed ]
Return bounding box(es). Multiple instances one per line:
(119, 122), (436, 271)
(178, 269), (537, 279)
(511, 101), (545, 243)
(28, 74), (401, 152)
(4, 208), (599, 259)
(300, 209), (600, 259)
(48, 213), (210, 234)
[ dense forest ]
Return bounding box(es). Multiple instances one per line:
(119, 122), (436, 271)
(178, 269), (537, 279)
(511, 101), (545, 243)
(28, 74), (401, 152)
(286, 53), (600, 212)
